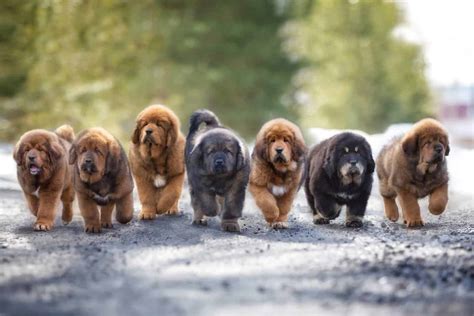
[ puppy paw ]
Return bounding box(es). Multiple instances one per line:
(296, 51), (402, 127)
(84, 224), (101, 233)
(345, 219), (363, 228)
(221, 220), (240, 233)
(101, 222), (113, 229)
(62, 210), (73, 225)
(138, 211), (156, 220)
(386, 214), (399, 222)
(271, 222), (289, 229)
(405, 219), (424, 228)
(165, 209), (180, 216)
(192, 218), (208, 226)
(313, 217), (330, 225)
(34, 221), (53, 231)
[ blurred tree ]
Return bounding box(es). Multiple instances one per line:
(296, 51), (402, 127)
(282, 0), (432, 132)
(0, 0), (299, 141)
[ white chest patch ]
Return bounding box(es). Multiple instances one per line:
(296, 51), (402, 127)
(271, 185), (287, 197)
(154, 175), (167, 188)
(32, 188), (40, 198)
(335, 192), (355, 200)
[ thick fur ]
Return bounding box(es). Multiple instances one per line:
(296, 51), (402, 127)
(304, 132), (375, 227)
(249, 118), (307, 229)
(69, 127), (134, 233)
(376, 118), (450, 228)
(185, 109), (250, 232)
(129, 104), (185, 220)
(13, 125), (75, 231)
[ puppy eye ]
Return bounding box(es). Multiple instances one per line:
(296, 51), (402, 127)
(344, 147), (349, 153)
(355, 147), (358, 152)
(80, 148), (87, 154)
(270, 139), (276, 143)
(283, 138), (289, 143)
(95, 148), (102, 155)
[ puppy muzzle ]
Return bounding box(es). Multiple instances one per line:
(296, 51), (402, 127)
(81, 163), (97, 174)
(28, 162), (41, 175)
(273, 153), (287, 164)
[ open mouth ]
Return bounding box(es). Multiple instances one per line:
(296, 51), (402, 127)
(28, 164), (41, 175)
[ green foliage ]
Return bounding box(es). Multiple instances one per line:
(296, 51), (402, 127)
(282, 0), (432, 132)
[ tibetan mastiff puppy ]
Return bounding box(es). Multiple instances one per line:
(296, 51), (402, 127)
(13, 125), (75, 231)
(376, 118), (450, 228)
(249, 118), (307, 229)
(185, 110), (250, 232)
(69, 127), (134, 233)
(305, 132), (375, 227)
(129, 104), (185, 220)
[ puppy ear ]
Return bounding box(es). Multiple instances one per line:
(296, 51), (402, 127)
(236, 141), (247, 171)
(366, 146), (375, 174)
(13, 142), (25, 166)
(402, 132), (418, 156)
(292, 134), (307, 162)
(47, 141), (64, 163)
(445, 145), (450, 156)
(131, 122), (141, 144)
(69, 145), (77, 164)
(105, 141), (122, 175)
(166, 124), (178, 148)
(323, 147), (335, 178)
(253, 136), (267, 161)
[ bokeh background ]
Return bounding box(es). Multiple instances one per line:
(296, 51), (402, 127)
(0, 0), (472, 145)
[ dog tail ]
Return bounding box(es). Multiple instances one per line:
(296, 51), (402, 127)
(188, 109), (220, 138)
(55, 125), (75, 143)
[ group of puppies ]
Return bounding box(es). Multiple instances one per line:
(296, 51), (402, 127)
(13, 105), (450, 233)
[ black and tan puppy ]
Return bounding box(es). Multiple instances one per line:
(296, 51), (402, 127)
(376, 118), (450, 228)
(129, 104), (185, 220)
(185, 110), (250, 232)
(69, 128), (134, 233)
(13, 125), (75, 231)
(305, 132), (375, 227)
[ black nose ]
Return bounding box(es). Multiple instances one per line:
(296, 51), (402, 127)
(146, 129), (153, 135)
(215, 159), (224, 166)
(350, 159), (357, 166)
(275, 148), (283, 154)
(434, 144), (443, 153)
(28, 155), (36, 161)
(85, 158), (92, 164)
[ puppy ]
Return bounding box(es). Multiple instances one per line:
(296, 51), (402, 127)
(249, 118), (307, 229)
(376, 118), (450, 227)
(305, 132), (375, 227)
(129, 104), (185, 220)
(185, 110), (250, 232)
(13, 125), (75, 231)
(69, 128), (134, 233)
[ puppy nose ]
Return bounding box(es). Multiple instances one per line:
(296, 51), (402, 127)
(434, 144), (443, 153)
(85, 158), (92, 164)
(275, 148), (283, 154)
(28, 155), (36, 161)
(146, 129), (153, 135)
(350, 159), (357, 166)
(215, 159), (224, 166)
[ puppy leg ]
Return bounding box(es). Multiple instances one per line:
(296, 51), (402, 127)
(156, 173), (184, 215)
(398, 190), (423, 228)
(221, 187), (246, 233)
(382, 196), (399, 222)
(135, 177), (157, 220)
(249, 184), (279, 225)
(61, 185), (75, 225)
(191, 190), (218, 225)
(274, 190), (297, 229)
(346, 194), (369, 228)
(35, 190), (61, 231)
(115, 193), (134, 224)
(100, 203), (115, 228)
(429, 183), (448, 215)
(78, 192), (101, 233)
(24, 194), (39, 217)
(313, 193), (341, 225)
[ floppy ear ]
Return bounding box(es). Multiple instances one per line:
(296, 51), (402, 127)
(47, 141), (64, 163)
(323, 147), (335, 178)
(402, 132), (418, 156)
(236, 141), (247, 171)
(13, 142), (25, 166)
(131, 122), (141, 144)
(365, 144), (375, 174)
(253, 136), (267, 161)
(166, 124), (178, 148)
(445, 145), (450, 156)
(105, 141), (122, 175)
(292, 134), (307, 162)
(69, 145), (77, 164)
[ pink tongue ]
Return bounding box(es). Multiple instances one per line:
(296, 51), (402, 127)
(30, 166), (40, 175)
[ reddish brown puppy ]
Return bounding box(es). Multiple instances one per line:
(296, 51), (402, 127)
(69, 128), (134, 233)
(376, 118), (450, 228)
(249, 119), (307, 229)
(129, 104), (185, 220)
(13, 125), (75, 231)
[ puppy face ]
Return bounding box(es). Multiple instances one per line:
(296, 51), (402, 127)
(134, 120), (169, 148)
(14, 132), (63, 178)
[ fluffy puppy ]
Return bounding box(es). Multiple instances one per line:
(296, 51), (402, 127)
(249, 119), (307, 229)
(69, 128), (134, 233)
(305, 132), (375, 227)
(376, 118), (450, 228)
(185, 110), (250, 232)
(129, 104), (185, 220)
(13, 125), (75, 231)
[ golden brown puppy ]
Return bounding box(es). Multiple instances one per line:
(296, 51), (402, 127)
(13, 125), (75, 231)
(129, 104), (185, 220)
(69, 128), (134, 233)
(376, 118), (450, 228)
(249, 118), (307, 229)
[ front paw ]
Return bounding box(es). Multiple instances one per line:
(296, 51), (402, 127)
(138, 211), (156, 220)
(192, 218), (208, 226)
(404, 218), (424, 228)
(346, 219), (363, 228)
(271, 222), (289, 229)
(92, 194), (109, 206)
(85, 223), (101, 233)
(101, 222), (113, 229)
(221, 220), (240, 233)
(34, 221), (53, 231)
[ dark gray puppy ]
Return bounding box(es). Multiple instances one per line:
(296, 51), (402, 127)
(185, 109), (250, 232)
